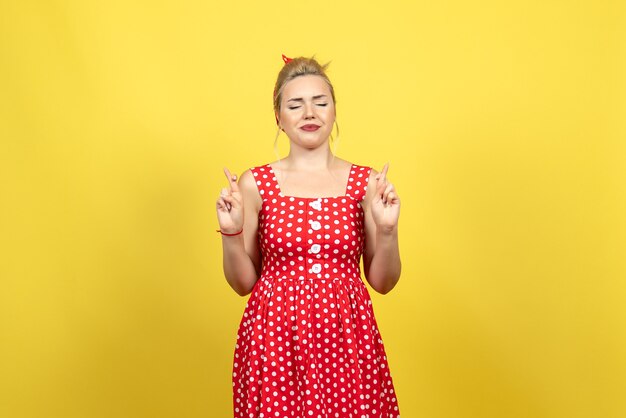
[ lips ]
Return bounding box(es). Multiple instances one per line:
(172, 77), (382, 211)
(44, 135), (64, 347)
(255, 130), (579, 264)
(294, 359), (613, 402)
(300, 124), (320, 131)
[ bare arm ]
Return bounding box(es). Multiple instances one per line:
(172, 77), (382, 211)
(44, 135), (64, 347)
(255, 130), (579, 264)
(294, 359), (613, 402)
(362, 164), (401, 294)
(217, 168), (262, 296)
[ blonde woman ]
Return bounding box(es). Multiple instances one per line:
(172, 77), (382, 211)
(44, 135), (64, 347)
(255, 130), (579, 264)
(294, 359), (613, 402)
(216, 55), (402, 417)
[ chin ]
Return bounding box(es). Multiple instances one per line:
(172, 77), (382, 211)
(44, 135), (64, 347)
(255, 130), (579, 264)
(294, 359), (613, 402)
(295, 138), (329, 149)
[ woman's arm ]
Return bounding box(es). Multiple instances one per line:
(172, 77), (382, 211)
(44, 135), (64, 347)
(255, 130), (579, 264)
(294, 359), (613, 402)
(219, 169), (262, 296)
(362, 166), (401, 294)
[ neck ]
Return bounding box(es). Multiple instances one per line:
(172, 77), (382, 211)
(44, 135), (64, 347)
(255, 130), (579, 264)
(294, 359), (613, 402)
(283, 144), (335, 171)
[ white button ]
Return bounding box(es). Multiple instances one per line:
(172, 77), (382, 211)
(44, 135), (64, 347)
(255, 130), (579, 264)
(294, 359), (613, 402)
(310, 200), (322, 210)
(311, 244), (321, 254)
(311, 264), (322, 274)
(310, 221), (321, 230)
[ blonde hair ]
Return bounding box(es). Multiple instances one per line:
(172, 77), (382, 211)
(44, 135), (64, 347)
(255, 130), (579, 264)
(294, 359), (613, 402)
(272, 55), (340, 164)
(273, 56), (336, 116)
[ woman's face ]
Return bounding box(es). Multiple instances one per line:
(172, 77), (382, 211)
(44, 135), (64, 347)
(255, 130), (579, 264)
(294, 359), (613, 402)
(277, 75), (336, 149)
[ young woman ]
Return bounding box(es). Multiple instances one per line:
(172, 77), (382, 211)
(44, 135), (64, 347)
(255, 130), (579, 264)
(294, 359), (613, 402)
(216, 55), (402, 417)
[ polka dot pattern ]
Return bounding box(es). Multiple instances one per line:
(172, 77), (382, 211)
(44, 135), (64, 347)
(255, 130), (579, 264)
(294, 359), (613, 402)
(232, 163), (401, 417)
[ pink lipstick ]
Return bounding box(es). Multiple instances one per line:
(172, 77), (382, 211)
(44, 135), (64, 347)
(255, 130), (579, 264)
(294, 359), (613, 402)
(301, 124), (320, 131)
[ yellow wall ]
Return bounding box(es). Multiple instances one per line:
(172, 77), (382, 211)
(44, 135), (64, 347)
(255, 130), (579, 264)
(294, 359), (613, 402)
(1, 1), (625, 417)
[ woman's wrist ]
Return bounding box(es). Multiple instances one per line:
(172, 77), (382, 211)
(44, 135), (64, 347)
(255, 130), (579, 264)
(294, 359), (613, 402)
(376, 224), (398, 236)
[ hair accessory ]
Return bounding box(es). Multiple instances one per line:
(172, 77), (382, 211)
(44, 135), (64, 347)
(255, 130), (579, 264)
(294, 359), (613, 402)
(216, 228), (243, 236)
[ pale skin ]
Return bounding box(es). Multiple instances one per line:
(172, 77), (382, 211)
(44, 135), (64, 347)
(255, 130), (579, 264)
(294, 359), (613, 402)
(216, 75), (401, 296)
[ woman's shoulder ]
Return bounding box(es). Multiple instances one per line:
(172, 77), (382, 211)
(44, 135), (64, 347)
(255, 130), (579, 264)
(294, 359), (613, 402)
(244, 163), (275, 184)
(236, 167), (264, 210)
(361, 164), (384, 205)
(248, 162), (271, 172)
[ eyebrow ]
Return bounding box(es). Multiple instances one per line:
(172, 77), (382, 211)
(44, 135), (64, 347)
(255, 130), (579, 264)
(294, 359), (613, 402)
(287, 94), (328, 102)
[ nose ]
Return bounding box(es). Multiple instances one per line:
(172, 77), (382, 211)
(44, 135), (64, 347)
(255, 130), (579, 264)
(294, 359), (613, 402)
(303, 102), (315, 119)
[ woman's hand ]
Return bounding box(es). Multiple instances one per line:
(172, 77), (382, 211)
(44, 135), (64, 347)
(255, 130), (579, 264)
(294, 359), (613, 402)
(216, 167), (244, 234)
(371, 162), (400, 232)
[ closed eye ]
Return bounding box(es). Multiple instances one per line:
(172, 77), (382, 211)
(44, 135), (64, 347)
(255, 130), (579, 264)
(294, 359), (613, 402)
(287, 103), (328, 110)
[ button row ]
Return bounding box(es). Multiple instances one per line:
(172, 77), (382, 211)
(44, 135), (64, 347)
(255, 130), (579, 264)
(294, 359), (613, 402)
(309, 199), (322, 275)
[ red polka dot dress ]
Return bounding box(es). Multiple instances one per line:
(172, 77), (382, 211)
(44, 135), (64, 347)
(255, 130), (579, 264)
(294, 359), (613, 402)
(232, 163), (401, 418)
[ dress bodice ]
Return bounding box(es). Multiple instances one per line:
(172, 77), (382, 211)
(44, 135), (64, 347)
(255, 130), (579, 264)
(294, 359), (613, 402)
(250, 163), (373, 282)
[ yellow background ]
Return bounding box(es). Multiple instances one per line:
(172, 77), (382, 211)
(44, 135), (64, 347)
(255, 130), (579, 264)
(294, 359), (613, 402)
(1, 1), (625, 417)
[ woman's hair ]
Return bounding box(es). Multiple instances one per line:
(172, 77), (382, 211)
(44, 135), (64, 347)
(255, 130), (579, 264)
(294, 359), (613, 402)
(273, 55), (336, 116)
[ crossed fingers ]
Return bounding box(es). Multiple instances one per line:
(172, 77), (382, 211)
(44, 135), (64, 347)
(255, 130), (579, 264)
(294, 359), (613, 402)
(219, 167), (240, 211)
(375, 162), (397, 205)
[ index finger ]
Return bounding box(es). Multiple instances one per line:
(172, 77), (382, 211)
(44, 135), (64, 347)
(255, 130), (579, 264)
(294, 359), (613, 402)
(223, 167), (240, 193)
(378, 162), (389, 182)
